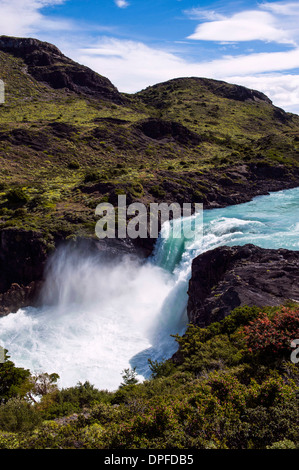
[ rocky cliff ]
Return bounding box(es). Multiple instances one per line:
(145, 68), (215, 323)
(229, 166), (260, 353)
(0, 36), (124, 104)
(187, 244), (299, 327)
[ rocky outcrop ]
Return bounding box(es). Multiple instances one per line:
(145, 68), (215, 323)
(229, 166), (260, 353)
(0, 36), (124, 104)
(187, 244), (299, 327)
(0, 228), (50, 295)
(137, 119), (202, 145)
(0, 228), (51, 315)
(198, 77), (273, 104)
(138, 76), (273, 107)
(0, 282), (42, 316)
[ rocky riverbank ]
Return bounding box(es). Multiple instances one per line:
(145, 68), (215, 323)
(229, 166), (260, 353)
(187, 244), (299, 327)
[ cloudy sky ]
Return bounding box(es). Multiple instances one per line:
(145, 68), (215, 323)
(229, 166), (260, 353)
(0, 0), (299, 113)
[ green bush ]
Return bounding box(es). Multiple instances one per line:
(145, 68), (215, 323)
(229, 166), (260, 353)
(0, 398), (41, 433)
(0, 350), (31, 403)
(68, 160), (80, 170)
(267, 439), (297, 449)
(6, 187), (30, 205)
(84, 170), (101, 183)
(149, 184), (166, 198)
(42, 381), (112, 419)
(0, 431), (20, 449)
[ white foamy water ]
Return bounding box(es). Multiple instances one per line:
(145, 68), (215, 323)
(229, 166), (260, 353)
(1, 187), (299, 390)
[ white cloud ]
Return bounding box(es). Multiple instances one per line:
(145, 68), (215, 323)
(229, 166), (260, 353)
(260, 1), (299, 16)
(75, 39), (185, 93)
(0, 0), (70, 36)
(187, 2), (299, 46)
(188, 10), (295, 45)
(184, 7), (225, 21)
(114, 0), (129, 8)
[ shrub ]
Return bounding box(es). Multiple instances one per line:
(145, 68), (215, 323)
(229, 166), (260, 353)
(149, 184), (166, 198)
(242, 307), (299, 357)
(0, 431), (20, 449)
(6, 187), (30, 205)
(84, 170), (101, 183)
(148, 359), (175, 379)
(0, 350), (31, 403)
(267, 439), (297, 449)
(121, 368), (139, 386)
(0, 398), (41, 433)
(68, 160), (80, 170)
(41, 381), (112, 419)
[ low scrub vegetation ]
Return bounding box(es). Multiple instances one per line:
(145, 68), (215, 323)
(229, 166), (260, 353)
(0, 305), (298, 449)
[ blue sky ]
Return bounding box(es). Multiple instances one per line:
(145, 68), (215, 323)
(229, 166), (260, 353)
(0, 1), (299, 113)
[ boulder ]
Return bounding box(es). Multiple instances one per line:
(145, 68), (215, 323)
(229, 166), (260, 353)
(187, 244), (299, 326)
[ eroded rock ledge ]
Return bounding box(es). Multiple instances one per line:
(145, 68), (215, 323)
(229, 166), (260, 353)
(187, 244), (299, 327)
(0, 36), (124, 104)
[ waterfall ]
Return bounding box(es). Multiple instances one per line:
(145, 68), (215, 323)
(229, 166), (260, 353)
(0, 187), (298, 390)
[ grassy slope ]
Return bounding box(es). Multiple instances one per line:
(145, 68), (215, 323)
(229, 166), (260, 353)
(1, 50), (299, 244)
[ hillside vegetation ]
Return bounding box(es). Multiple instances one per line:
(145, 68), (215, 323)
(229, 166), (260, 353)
(0, 36), (299, 246)
(0, 304), (298, 449)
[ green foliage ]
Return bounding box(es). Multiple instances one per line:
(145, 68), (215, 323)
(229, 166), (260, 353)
(84, 170), (101, 183)
(0, 431), (20, 449)
(148, 359), (175, 379)
(149, 184), (166, 198)
(267, 439), (297, 449)
(0, 350), (31, 403)
(25, 372), (60, 403)
(68, 160), (80, 170)
(21, 418), (106, 449)
(0, 398), (41, 433)
(0, 303), (298, 449)
(121, 368), (139, 386)
(41, 381), (112, 420)
(6, 187), (30, 205)
(129, 182), (144, 197)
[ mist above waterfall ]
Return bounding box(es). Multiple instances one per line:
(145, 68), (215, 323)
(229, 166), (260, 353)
(0, 243), (178, 390)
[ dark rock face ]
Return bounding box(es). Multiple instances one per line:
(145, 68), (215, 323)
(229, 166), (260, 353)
(150, 163), (299, 210)
(0, 128), (50, 151)
(187, 244), (299, 327)
(198, 77), (272, 104)
(0, 229), (50, 314)
(0, 282), (42, 317)
(137, 119), (202, 145)
(0, 36), (124, 104)
(0, 229), (49, 295)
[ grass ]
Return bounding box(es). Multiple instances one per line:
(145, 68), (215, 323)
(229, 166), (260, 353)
(1, 52), (299, 241)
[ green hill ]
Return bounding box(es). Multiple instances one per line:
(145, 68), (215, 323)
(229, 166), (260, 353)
(0, 35), (299, 251)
